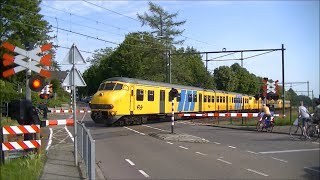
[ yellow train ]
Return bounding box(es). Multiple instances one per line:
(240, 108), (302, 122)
(89, 77), (289, 126)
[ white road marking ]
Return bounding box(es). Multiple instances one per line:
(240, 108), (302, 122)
(142, 125), (169, 132)
(139, 170), (150, 178)
(195, 152), (207, 156)
(166, 142), (173, 145)
(45, 128), (53, 151)
(304, 167), (320, 173)
(228, 145), (236, 149)
(125, 159), (135, 166)
(271, 157), (288, 163)
(246, 150), (259, 155)
(259, 148), (320, 154)
(213, 142), (221, 144)
(246, 169), (269, 177)
(312, 141), (320, 145)
(217, 158), (232, 165)
(179, 146), (189, 150)
(124, 126), (145, 135)
(65, 126), (74, 142)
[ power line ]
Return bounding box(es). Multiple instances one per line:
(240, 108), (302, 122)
(82, 0), (140, 22)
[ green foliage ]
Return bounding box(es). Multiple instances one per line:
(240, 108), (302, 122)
(137, 1), (186, 45)
(0, 153), (45, 180)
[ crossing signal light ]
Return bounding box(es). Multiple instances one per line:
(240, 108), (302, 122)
(29, 76), (45, 92)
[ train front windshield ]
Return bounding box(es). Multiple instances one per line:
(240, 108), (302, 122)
(98, 83), (123, 91)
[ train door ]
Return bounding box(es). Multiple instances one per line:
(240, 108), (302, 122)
(226, 96), (229, 111)
(199, 93), (202, 112)
(160, 90), (165, 114)
(130, 86), (135, 114)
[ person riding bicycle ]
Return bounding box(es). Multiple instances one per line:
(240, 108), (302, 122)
(261, 104), (272, 127)
(298, 101), (311, 138)
(312, 99), (320, 124)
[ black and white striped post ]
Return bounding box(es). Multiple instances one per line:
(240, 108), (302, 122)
(171, 99), (174, 134)
(169, 88), (178, 134)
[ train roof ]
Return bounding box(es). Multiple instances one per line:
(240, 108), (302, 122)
(103, 77), (250, 96)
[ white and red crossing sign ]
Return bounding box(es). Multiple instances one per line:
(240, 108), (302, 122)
(1, 42), (52, 78)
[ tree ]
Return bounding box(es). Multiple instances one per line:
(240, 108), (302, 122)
(1, 0), (54, 82)
(213, 66), (237, 91)
(137, 1), (186, 46)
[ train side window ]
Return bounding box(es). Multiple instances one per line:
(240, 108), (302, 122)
(136, 89), (144, 101)
(148, 90), (154, 101)
(232, 97), (234, 103)
(194, 94), (197, 102)
(223, 96), (225, 103)
(188, 94), (192, 102)
(220, 96), (223, 103)
(208, 95), (211, 103)
(204, 95), (207, 102)
(177, 93), (181, 102)
(212, 96), (215, 103)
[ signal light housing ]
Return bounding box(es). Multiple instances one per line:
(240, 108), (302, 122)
(29, 76), (45, 92)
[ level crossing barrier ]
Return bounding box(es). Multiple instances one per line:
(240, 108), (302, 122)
(48, 108), (91, 114)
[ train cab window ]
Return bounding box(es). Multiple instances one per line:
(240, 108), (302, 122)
(194, 94), (197, 102)
(148, 90), (154, 101)
(208, 96), (211, 103)
(204, 95), (207, 102)
(177, 93), (181, 102)
(114, 83), (123, 90)
(188, 94), (193, 102)
(136, 89), (144, 101)
(99, 83), (116, 90)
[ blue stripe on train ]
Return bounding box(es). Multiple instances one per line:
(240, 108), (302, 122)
(184, 90), (192, 111)
(178, 90), (186, 111)
(190, 90), (196, 111)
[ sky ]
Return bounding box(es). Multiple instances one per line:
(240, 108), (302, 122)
(39, 0), (319, 99)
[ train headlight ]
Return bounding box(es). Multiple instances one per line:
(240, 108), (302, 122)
(110, 111), (116, 116)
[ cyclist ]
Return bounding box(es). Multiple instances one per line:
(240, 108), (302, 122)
(298, 101), (311, 138)
(312, 99), (320, 124)
(261, 104), (272, 127)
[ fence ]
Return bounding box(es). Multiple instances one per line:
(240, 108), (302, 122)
(77, 122), (95, 179)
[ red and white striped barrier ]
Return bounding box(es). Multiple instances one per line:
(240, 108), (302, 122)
(46, 119), (74, 126)
(49, 109), (91, 113)
(2, 125), (40, 135)
(178, 112), (280, 118)
(1, 125), (41, 152)
(2, 140), (41, 151)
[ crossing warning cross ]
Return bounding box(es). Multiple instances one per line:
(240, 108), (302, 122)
(1, 42), (52, 78)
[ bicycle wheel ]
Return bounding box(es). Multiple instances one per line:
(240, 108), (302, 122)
(256, 121), (263, 132)
(289, 125), (303, 140)
(307, 124), (319, 141)
(266, 123), (274, 133)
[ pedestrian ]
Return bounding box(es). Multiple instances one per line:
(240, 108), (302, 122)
(298, 101), (311, 138)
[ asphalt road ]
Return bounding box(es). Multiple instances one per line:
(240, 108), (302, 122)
(43, 111), (320, 179)
(81, 116), (320, 180)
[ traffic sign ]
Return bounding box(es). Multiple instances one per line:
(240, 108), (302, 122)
(1, 42), (52, 78)
(62, 44), (86, 65)
(62, 68), (87, 87)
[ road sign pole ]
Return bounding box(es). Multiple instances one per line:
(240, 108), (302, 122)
(72, 44), (78, 166)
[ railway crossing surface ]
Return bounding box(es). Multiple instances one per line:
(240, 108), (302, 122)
(37, 110), (319, 179)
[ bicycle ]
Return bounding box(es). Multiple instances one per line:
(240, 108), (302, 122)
(256, 115), (275, 132)
(289, 118), (312, 140)
(306, 117), (320, 141)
